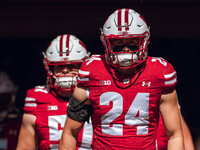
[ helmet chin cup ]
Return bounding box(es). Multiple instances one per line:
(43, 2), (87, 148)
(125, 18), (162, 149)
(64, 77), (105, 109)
(53, 75), (77, 91)
(111, 52), (140, 68)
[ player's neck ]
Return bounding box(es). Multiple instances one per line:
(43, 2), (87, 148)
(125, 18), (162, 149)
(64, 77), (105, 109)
(116, 67), (136, 76)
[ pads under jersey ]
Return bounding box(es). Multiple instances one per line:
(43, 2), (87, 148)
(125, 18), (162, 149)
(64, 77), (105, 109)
(23, 85), (92, 150)
(77, 55), (177, 150)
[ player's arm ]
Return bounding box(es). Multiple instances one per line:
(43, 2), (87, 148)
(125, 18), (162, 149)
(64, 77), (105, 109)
(59, 85), (91, 150)
(16, 113), (39, 150)
(181, 115), (195, 150)
(159, 90), (185, 150)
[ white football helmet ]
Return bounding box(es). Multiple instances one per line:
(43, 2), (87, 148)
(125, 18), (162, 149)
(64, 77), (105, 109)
(43, 34), (90, 91)
(0, 71), (18, 121)
(101, 8), (150, 69)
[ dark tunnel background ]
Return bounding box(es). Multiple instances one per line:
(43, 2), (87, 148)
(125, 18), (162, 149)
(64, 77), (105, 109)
(0, 0), (200, 146)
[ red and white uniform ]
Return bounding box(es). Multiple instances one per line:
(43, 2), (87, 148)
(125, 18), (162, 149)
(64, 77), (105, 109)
(24, 85), (92, 150)
(0, 117), (21, 150)
(77, 55), (177, 150)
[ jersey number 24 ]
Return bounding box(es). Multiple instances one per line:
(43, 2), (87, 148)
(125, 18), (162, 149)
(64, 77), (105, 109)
(100, 92), (149, 136)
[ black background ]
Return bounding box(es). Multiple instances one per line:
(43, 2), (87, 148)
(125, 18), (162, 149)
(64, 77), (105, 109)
(0, 0), (199, 145)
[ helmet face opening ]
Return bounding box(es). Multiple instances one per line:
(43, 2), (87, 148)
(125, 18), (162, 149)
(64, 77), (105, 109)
(102, 32), (149, 69)
(109, 37), (140, 52)
(101, 8), (150, 69)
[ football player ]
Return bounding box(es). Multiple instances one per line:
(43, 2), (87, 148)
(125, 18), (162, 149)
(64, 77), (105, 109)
(59, 9), (184, 149)
(0, 71), (20, 150)
(16, 34), (92, 150)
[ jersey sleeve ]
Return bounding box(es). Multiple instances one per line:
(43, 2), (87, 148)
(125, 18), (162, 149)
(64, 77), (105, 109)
(162, 62), (177, 93)
(77, 55), (102, 88)
(23, 88), (37, 115)
(153, 57), (177, 93)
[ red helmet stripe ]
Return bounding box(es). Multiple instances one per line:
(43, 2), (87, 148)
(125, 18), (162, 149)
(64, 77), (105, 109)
(66, 34), (70, 56)
(59, 35), (64, 56)
(79, 40), (87, 50)
(139, 15), (147, 24)
(117, 9), (122, 31)
(125, 8), (129, 31)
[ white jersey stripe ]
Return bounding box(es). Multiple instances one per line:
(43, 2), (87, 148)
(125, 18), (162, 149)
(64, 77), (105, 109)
(165, 77), (177, 85)
(25, 97), (36, 102)
(24, 103), (37, 107)
(78, 76), (89, 81)
(164, 71), (176, 79)
(79, 70), (90, 75)
(35, 89), (48, 93)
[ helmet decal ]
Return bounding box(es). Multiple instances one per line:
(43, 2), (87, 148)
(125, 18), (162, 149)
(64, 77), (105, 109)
(58, 34), (70, 57)
(116, 8), (130, 31)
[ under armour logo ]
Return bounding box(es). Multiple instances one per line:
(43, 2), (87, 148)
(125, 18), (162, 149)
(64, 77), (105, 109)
(142, 81), (151, 87)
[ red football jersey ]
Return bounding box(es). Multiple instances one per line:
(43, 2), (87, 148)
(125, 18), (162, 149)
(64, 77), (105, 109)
(0, 117), (21, 150)
(24, 86), (92, 150)
(77, 55), (177, 150)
